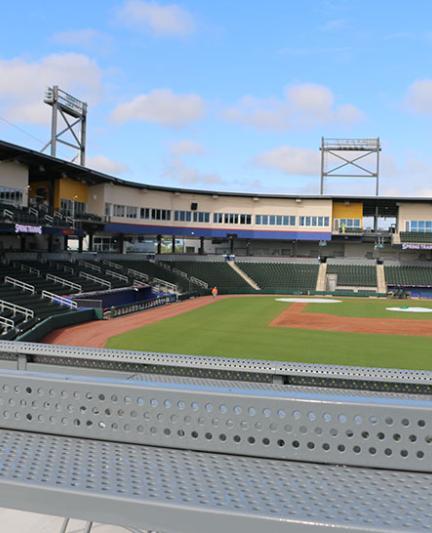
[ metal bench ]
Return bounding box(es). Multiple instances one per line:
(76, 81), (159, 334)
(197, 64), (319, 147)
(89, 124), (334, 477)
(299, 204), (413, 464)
(0, 341), (431, 532)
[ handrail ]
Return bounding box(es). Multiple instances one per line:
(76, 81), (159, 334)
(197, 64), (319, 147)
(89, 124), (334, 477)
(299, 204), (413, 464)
(2, 209), (14, 220)
(103, 260), (124, 271)
(41, 290), (78, 309)
(20, 263), (41, 276)
(53, 210), (63, 219)
(127, 268), (149, 281)
(53, 262), (74, 274)
(105, 269), (129, 282)
(4, 277), (35, 295)
(79, 260), (102, 273)
(44, 214), (54, 224)
(190, 275), (209, 288)
(133, 279), (148, 288)
(0, 316), (15, 330)
(46, 273), (81, 292)
(152, 277), (178, 293)
(28, 207), (39, 217)
(79, 271), (111, 289)
(0, 299), (34, 320)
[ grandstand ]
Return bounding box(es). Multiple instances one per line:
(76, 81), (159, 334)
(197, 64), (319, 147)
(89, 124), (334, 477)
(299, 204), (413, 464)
(326, 264), (377, 287)
(239, 262), (319, 292)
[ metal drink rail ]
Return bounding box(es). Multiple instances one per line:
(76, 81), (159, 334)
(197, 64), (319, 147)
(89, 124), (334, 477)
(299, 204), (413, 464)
(0, 356), (429, 531)
(4, 276), (35, 294)
(46, 273), (81, 292)
(41, 290), (78, 309)
(0, 300), (33, 320)
(105, 269), (129, 282)
(79, 271), (111, 289)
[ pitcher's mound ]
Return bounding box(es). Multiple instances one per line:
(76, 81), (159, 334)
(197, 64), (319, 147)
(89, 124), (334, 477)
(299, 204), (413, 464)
(275, 297), (341, 304)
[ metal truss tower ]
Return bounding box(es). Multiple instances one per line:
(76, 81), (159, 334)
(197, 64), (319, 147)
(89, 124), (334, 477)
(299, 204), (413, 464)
(320, 137), (381, 196)
(42, 86), (88, 166)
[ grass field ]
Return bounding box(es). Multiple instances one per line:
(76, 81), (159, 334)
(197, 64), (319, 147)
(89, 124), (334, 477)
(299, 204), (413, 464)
(106, 297), (432, 370)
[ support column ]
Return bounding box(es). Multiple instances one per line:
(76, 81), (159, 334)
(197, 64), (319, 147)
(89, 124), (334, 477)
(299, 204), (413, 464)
(229, 236), (234, 255)
(118, 234), (124, 254)
(78, 235), (83, 253)
(48, 234), (53, 253)
(199, 236), (204, 255)
(374, 206), (379, 232)
(20, 235), (26, 252)
(171, 235), (176, 253)
(63, 236), (68, 251)
(157, 235), (162, 255)
(88, 233), (94, 252)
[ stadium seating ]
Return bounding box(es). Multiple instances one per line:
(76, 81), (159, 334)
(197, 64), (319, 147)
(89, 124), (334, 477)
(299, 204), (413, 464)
(385, 265), (432, 287)
(239, 262), (319, 292)
(113, 260), (191, 292)
(400, 232), (432, 243)
(165, 261), (253, 293)
(327, 264), (377, 287)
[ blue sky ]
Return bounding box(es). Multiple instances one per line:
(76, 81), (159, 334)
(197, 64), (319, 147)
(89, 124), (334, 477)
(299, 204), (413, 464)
(1, 0), (432, 196)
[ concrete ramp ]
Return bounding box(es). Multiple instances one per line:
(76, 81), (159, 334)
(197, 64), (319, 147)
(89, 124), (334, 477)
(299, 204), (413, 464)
(316, 262), (327, 291)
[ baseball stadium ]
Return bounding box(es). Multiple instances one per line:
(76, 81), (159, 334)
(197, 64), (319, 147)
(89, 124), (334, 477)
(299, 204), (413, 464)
(0, 135), (431, 370)
(1, 2), (432, 527)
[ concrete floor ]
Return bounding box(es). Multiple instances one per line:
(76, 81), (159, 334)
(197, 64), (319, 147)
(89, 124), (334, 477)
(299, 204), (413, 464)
(0, 509), (149, 532)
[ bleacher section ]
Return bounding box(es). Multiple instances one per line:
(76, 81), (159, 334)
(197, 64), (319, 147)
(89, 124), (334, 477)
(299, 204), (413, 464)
(165, 261), (253, 293)
(113, 260), (191, 292)
(385, 265), (432, 287)
(400, 232), (432, 243)
(327, 264), (377, 287)
(239, 262), (319, 292)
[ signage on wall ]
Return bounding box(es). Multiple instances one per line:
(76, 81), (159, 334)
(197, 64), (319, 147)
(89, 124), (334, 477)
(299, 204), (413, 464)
(402, 243), (432, 250)
(15, 224), (42, 234)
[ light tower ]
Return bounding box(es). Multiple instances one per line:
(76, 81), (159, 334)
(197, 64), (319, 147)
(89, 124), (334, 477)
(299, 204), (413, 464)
(41, 86), (88, 165)
(319, 137), (381, 196)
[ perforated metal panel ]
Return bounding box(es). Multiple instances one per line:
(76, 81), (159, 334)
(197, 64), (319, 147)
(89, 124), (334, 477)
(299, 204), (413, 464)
(2, 341), (432, 393)
(0, 369), (431, 472)
(0, 429), (430, 532)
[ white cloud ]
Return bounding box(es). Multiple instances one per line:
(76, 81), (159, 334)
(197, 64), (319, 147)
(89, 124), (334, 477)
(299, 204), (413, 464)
(405, 80), (432, 114)
(111, 89), (205, 127)
(51, 29), (112, 50)
(117, 0), (195, 36)
(0, 53), (103, 125)
(86, 155), (128, 175)
(169, 139), (204, 156)
(254, 146), (320, 175)
(163, 157), (222, 185)
(224, 83), (363, 131)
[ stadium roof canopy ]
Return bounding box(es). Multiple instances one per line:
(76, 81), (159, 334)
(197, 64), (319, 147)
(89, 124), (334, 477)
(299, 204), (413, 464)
(0, 138), (430, 216)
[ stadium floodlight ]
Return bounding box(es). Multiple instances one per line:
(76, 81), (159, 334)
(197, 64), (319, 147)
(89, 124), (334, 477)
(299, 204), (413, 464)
(320, 137), (381, 196)
(41, 85), (88, 165)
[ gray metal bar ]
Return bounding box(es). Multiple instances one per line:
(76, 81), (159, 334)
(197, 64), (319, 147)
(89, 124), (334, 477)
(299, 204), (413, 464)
(2, 341), (432, 389)
(0, 429), (429, 532)
(0, 368), (430, 472)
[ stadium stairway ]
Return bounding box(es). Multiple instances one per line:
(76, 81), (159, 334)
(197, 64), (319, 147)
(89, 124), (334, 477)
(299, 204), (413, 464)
(227, 261), (260, 290)
(376, 263), (387, 293)
(315, 262), (327, 291)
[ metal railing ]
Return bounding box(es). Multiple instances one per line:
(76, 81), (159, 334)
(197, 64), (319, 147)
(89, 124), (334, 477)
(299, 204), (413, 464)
(152, 277), (178, 293)
(4, 277), (35, 294)
(41, 290), (78, 310)
(19, 263), (41, 276)
(28, 207), (38, 217)
(44, 213), (54, 224)
(2, 209), (14, 220)
(127, 268), (149, 282)
(0, 316), (15, 331)
(79, 271), (111, 289)
(190, 275), (209, 289)
(46, 273), (81, 292)
(133, 279), (148, 288)
(105, 269), (129, 282)
(0, 300), (34, 320)
(79, 260), (102, 273)
(103, 260), (124, 271)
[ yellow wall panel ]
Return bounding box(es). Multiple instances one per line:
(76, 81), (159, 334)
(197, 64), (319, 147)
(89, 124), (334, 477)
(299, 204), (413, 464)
(55, 177), (88, 208)
(332, 202), (363, 220)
